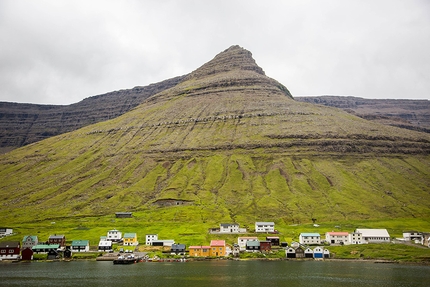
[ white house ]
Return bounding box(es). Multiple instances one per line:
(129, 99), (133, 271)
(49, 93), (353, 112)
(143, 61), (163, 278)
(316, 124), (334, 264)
(255, 222), (275, 233)
(220, 223), (240, 233)
(237, 237), (258, 250)
(146, 234), (158, 245)
(355, 229), (390, 243)
(403, 231), (423, 244)
(299, 233), (321, 245)
(71, 240), (90, 252)
(349, 231), (363, 244)
(0, 228), (13, 237)
(22, 235), (38, 249)
(107, 229), (122, 242)
(98, 239), (112, 252)
(325, 232), (349, 245)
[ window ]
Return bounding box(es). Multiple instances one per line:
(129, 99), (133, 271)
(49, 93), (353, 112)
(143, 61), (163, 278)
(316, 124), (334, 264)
(9, 250), (14, 253)
(1, 250), (5, 253)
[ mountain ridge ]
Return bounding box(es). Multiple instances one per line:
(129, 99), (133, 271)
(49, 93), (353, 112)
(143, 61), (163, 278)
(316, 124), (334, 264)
(0, 46), (429, 239)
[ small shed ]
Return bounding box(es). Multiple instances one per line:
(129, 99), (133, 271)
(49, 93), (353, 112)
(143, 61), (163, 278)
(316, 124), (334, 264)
(286, 247), (296, 258)
(64, 248), (72, 259)
(313, 246), (324, 258)
(324, 249), (330, 258)
(47, 249), (59, 260)
(115, 212), (132, 218)
(21, 247), (34, 260)
(295, 246), (305, 258)
(304, 247), (314, 258)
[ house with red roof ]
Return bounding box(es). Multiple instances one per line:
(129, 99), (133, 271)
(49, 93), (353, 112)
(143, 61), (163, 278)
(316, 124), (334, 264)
(325, 231), (349, 245)
(210, 240), (226, 257)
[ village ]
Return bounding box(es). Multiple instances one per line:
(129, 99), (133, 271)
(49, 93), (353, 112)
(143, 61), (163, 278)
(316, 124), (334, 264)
(1, 217), (430, 262)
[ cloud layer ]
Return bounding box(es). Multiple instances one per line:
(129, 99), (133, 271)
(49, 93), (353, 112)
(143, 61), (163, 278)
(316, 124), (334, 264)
(1, 0), (429, 104)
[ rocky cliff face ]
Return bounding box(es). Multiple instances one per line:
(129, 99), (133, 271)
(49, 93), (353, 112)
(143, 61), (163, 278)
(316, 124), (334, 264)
(295, 96), (430, 133)
(0, 75), (185, 153)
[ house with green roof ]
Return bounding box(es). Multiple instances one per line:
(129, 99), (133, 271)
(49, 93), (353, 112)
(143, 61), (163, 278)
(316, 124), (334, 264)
(123, 233), (138, 246)
(71, 240), (90, 252)
(22, 235), (38, 249)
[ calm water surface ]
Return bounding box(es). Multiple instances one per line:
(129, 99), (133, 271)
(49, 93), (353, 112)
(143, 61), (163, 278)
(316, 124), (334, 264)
(0, 260), (429, 287)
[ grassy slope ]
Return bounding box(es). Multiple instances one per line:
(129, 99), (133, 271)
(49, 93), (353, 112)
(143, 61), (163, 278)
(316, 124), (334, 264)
(1, 52), (430, 251)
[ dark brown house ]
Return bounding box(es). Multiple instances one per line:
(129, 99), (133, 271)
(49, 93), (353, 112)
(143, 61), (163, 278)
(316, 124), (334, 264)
(266, 236), (280, 246)
(48, 235), (66, 247)
(260, 241), (272, 252)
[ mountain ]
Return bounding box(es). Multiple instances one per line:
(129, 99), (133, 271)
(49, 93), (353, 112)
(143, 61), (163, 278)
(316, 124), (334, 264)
(295, 96), (430, 133)
(0, 75), (185, 154)
(1, 46), (429, 241)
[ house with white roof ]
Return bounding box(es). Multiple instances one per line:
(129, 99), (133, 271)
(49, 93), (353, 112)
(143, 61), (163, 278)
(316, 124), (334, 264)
(98, 238), (112, 252)
(220, 223), (239, 233)
(106, 229), (122, 242)
(255, 222), (275, 233)
(355, 229), (390, 243)
(299, 233), (321, 245)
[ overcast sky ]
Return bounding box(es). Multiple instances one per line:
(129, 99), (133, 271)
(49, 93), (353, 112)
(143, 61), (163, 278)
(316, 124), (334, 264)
(1, 0), (429, 105)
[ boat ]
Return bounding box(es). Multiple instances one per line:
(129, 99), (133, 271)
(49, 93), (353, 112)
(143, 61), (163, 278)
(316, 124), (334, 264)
(113, 254), (137, 264)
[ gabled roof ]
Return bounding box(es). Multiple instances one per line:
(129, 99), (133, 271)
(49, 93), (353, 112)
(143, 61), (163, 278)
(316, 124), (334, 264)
(98, 240), (112, 246)
(0, 241), (20, 248)
(123, 233), (137, 238)
(255, 222), (275, 225)
(300, 233), (321, 237)
(238, 236), (258, 240)
(326, 232), (349, 236)
(71, 240), (89, 246)
(246, 240), (260, 247)
(355, 229), (390, 237)
(22, 235), (38, 241)
(32, 244), (59, 249)
(171, 244), (186, 249)
(210, 240), (226, 247)
(49, 235), (65, 239)
(189, 245), (211, 249)
(220, 223), (238, 227)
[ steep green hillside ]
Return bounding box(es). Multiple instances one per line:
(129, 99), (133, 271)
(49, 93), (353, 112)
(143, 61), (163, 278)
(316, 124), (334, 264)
(1, 46), (429, 243)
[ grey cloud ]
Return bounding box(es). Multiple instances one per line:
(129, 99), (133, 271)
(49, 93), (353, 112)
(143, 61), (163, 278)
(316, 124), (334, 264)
(0, 0), (429, 104)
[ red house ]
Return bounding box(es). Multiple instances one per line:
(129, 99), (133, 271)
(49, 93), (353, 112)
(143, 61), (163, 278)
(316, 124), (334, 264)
(260, 241), (272, 252)
(21, 247), (34, 260)
(0, 241), (21, 260)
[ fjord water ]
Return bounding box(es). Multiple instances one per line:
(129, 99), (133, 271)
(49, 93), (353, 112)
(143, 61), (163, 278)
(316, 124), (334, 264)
(1, 260), (429, 286)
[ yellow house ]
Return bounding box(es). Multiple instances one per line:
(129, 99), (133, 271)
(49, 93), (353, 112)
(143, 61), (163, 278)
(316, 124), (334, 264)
(189, 245), (211, 257)
(210, 240), (226, 257)
(123, 233), (138, 246)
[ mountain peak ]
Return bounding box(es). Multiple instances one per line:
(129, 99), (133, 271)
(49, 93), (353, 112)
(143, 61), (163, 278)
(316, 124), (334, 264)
(186, 45), (265, 80)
